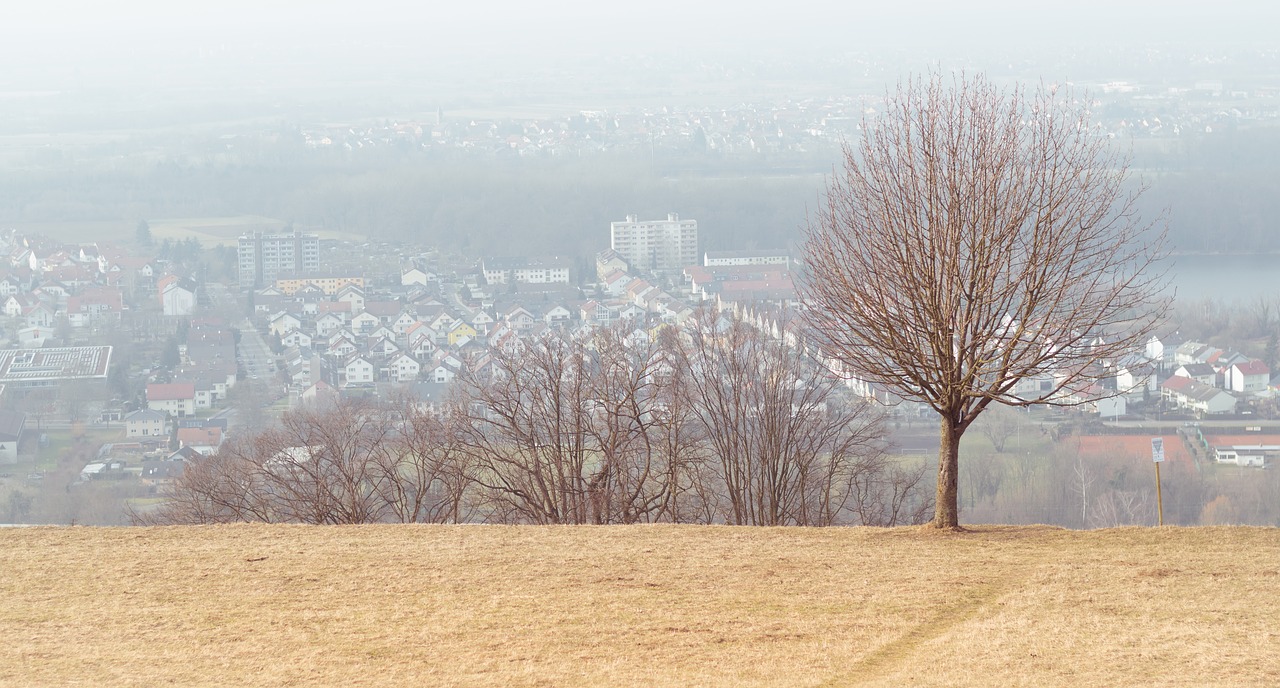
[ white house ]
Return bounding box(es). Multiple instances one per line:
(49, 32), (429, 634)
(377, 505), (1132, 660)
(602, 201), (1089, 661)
(269, 312), (302, 337)
(392, 312), (419, 335)
(335, 285), (366, 313)
(387, 353), (421, 382)
(0, 411), (25, 464)
(159, 276), (197, 317)
(1161, 376), (1236, 415)
(342, 354), (375, 386)
(1212, 445), (1274, 468)
(281, 329), (313, 349)
(544, 305), (572, 325)
(1225, 360), (1271, 394)
(125, 409), (168, 438)
(350, 311), (381, 335)
(401, 268), (436, 286)
(1173, 363), (1218, 387)
(315, 313), (345, 337)
(146, 383), (197, 417)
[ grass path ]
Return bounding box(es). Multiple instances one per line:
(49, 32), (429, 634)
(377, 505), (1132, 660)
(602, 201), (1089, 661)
(1, 524), (1277, 686)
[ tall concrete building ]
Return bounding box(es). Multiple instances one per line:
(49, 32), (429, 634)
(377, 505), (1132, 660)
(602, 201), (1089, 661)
(237, 229), (321, 289)
(609, 213), (698, 273)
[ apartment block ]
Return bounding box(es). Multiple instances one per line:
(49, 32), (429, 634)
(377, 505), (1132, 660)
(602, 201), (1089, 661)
(610, 213), (698, 273)
(237, 229), (321, 289)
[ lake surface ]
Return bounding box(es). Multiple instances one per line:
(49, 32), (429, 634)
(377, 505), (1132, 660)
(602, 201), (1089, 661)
(1159, 254), (1280, 302)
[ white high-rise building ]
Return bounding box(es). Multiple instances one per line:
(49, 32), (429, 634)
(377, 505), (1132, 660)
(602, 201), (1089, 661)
(237, 229), (321, 289)
(609, 213), (698, 273)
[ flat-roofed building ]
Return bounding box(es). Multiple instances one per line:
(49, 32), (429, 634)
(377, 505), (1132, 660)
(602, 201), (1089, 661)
(610, 213), (698, 273)
(703, 250), (790, 267)
(0, 346), (112, 391)
(237, 229), (321, 289)
(482, 257), (571, 285)
(274, 275), (366, 296)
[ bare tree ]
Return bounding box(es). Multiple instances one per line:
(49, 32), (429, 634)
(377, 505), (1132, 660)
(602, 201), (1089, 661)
(679, 307), (890, 526)
(974, 405), (1023, 453)
(802, 72), (1168, 528)
(458, 329), (602, 524)
(1250, 294), (1278, 338)
(379, 392), (476, 523)
(459, 323), (698, 524)
(136, 397), (471, 525)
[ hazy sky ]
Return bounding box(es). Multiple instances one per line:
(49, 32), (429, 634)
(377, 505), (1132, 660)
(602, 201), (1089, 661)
(2, 0), (1277, 111)
(6, 0), (1278, 58)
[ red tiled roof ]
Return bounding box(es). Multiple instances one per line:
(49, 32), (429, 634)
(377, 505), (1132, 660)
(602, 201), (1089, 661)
(147, 383), (196, 401)
(1234, 360), (1270, 375)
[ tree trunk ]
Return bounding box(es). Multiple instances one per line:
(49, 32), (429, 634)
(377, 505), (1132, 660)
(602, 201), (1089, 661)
(932, 418), (962, 529)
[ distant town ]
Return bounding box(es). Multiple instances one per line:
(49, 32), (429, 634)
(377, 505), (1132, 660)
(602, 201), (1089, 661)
(0, 199), (1276, 525)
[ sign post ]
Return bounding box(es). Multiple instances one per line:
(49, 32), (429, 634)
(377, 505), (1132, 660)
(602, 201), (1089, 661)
(1151, 437), (1165, 526)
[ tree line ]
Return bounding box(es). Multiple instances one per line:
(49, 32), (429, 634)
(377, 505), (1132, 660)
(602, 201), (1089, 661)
(135, 310), (933, 527)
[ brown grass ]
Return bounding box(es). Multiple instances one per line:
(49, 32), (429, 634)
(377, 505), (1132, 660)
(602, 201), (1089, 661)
(1, 525), (1277, 686)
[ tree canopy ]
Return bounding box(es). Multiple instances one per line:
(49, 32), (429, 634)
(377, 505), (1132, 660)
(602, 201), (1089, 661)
(801, 72), (1169, 528)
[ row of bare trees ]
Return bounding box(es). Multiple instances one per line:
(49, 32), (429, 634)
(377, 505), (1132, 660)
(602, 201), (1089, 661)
(137, 310), (934, 526)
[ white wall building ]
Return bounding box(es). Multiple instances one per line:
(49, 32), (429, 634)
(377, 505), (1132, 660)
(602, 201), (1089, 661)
(237, 229), (321, 289)
(703, 250), (790, 267)
(482, 257), (572, 284)
(610, 213), (698, 273)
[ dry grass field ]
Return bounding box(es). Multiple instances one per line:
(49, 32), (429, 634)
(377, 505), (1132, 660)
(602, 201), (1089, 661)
(2, 525), (1277, 686)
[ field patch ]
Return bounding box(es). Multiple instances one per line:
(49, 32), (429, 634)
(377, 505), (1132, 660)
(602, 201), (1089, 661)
(1074, 434), (1193, 466)
(1, 524), (1277, 686)
(12, 216), (363, 247)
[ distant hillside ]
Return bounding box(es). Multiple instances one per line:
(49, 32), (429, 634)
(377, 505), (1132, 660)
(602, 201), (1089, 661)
(3, 525), (1277, 686)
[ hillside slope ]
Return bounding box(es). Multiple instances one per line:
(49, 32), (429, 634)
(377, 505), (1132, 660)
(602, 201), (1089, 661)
(2, 525), (1277, 686)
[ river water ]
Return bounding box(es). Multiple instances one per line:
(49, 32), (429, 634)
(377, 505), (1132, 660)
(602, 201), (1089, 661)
(1158, 254), (1280, 302)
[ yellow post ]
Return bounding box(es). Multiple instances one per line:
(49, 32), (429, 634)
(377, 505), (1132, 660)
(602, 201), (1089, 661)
(1155, 461), (1164, 526)
(1151, 437), (1165, 527)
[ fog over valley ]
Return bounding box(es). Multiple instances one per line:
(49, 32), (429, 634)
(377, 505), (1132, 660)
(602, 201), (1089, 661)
(1, 0), (1279, 533)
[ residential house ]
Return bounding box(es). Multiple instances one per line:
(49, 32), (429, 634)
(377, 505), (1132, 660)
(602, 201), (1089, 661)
(470, 310), (495, 334)
(342, 354), (375, 386)
(281, 329), (313, 349)
(67, 286), (123, 327)
(1226, 360), (1271, 394)
(408, 330), (438, 359)
(595, 249), (629, 280)
(158, 275), (197, 316)
(0, 275), (25, 298)
(315, 312), (345, 337)
(1161, 376), (1236, 415)
(140, 457), (187, 487)
(401, 268), (434, 286)
(387, 352), (421, 382)
(544, 305), (572, 325)
(24, 302), (55, 329)
(0, 410), (24, 464)
(1173, 363), (1218, 387)
(501, 305), (536, 332)
(392, 311), (419, 335)
(368, 336), (401, 359)
(177, 426), (223, 456)
(335, 285), (366, 313)
(362, 301), (403, 327)
(124, 409), (168, 438)
(269, 311), (302, 337)
(147, 383), (197, 417)
(350, 311), (381, 336)
(447, 320), (477, 346)
(300, 380), (340, 406)
(327, 335), (358, 359)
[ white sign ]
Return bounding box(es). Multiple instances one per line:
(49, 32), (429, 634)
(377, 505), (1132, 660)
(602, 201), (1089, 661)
(1151, 437), (1165, 463)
